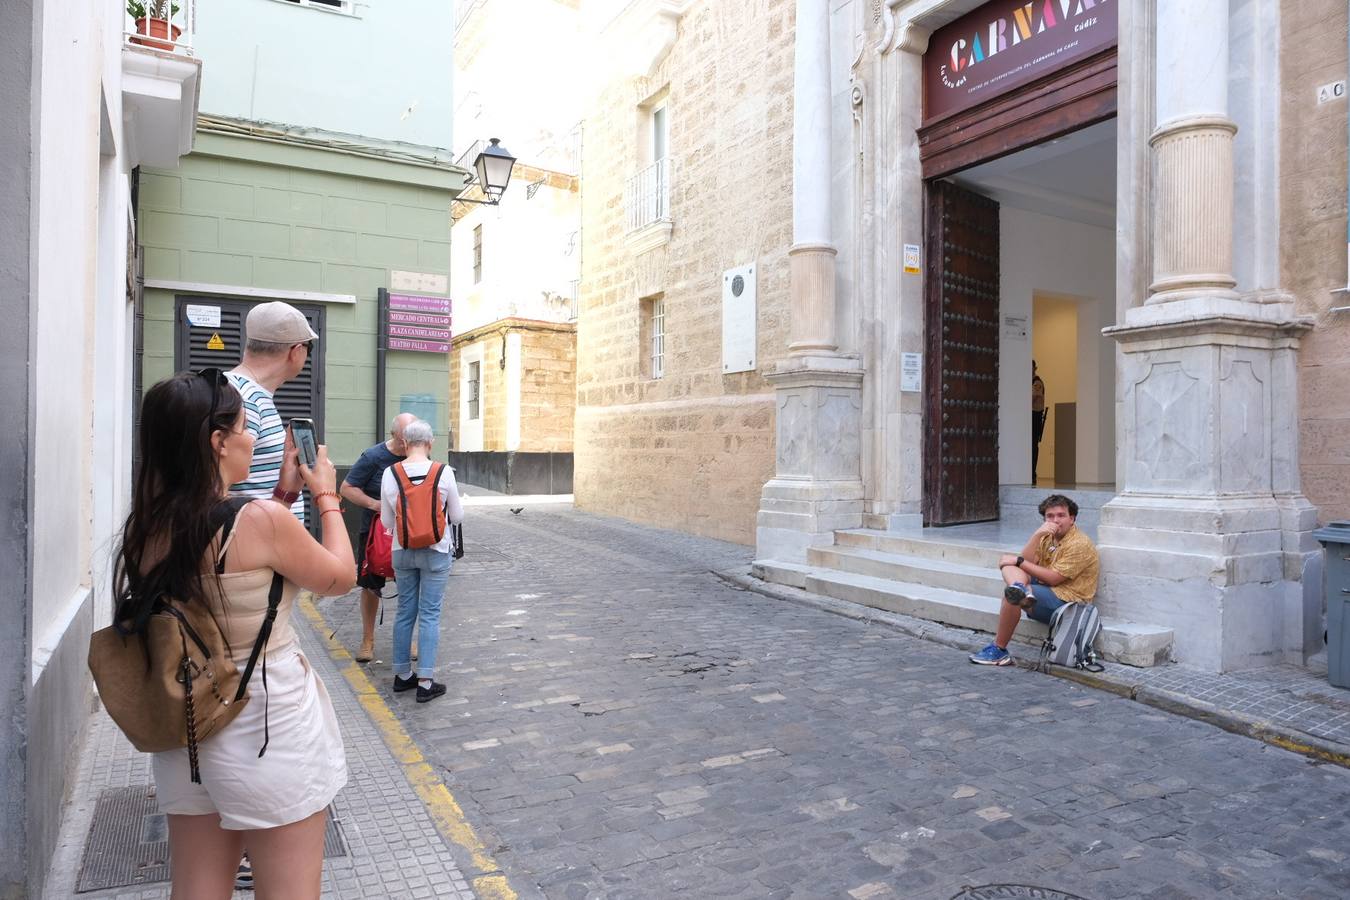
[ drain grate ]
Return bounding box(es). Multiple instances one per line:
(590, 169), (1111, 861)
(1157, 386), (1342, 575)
(77, 785), (346, 892)
(951, 887), (1090, 900)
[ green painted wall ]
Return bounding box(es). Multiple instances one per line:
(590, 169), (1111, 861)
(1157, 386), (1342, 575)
(140, 132), (461, 466)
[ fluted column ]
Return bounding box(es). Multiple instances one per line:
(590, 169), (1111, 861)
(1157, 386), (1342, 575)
(789, 0), (837, 353)
(1148, 0), (1238, 303)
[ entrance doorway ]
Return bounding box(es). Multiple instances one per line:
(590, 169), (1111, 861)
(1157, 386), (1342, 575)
(921, 118), (1118, 525)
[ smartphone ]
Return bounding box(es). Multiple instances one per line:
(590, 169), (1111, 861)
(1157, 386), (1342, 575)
(290, 418), (318, 469)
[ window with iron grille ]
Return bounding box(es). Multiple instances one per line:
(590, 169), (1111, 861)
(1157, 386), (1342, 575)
(645, 296), (665, 380)
(467, 360), (481, 420)
(473, 224), (483, 284)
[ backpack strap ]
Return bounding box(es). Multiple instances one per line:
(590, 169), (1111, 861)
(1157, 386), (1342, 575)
(232, 571), (285, 702)
(212, 496), (254, 574)
(428, 463), (446, 544)
(393, 463), (414, 548)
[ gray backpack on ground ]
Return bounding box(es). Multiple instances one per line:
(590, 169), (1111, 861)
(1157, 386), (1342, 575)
(1036, 602), (1104, 672)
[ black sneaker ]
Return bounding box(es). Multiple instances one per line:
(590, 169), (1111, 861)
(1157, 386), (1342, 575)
(416, 680), (447, 703)
(393, 673), (418, 693)
(1003, 583), (1029, 606)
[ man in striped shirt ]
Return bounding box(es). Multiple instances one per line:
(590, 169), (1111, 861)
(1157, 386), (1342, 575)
(226, 301), (319, 521)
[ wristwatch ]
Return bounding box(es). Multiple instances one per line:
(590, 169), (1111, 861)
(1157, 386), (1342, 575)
(1016, 555), (1024, 567)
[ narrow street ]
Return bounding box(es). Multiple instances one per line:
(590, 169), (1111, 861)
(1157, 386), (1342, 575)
(317, 505), (1350, 900)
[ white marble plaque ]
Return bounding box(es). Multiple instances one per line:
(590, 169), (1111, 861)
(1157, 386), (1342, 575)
(722, 263), (757, 374)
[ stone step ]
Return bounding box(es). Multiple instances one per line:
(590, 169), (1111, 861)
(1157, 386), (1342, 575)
(751, 560), (1173, 668)
(808, 544), (1004, 596)
(835, 529), (1006, 569)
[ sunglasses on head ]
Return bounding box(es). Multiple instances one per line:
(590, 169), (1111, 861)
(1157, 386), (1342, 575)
(196, 367), (228, 421)
(294, 340), (315, 352)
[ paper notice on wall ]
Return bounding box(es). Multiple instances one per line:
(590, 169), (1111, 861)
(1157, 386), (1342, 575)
(903, 244), (921, 275)
(901, 352), (922, 392)
(186, 304), (221, 328)
(1003, 315), (1028, 341)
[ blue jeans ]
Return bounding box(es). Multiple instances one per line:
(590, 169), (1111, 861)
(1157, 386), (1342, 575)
(392, 547), (452, 678)
(1025, 579), (1066, 625)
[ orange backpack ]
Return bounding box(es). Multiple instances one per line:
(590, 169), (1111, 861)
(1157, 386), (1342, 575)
(392, 462), (447, 549)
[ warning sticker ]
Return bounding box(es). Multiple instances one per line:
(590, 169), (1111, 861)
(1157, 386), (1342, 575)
(206, 333), (226, 351)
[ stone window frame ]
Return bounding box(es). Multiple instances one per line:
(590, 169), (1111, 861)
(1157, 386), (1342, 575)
(640, 294), (666, 380)
(472, 224), (483, 284)
(466, 359), (481, 420)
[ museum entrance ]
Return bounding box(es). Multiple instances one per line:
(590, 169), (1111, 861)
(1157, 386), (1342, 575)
(917, 0), (1119, 526)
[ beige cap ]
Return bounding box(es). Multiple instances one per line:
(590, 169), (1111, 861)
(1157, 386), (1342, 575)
(245, 301), (319, 344)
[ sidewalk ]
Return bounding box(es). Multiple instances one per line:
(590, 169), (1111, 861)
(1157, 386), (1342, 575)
(43, 598), (488, 900)
(724, 565), (1350, 769)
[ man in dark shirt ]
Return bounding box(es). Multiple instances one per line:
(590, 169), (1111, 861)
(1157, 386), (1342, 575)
(340, 412), (416, 662)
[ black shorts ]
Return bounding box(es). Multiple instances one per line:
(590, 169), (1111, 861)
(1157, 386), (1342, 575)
(354, 529), (388, 592)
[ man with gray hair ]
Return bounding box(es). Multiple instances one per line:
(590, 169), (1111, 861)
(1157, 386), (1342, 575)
(227, 301), (319, 521)
(341, 412), (417, 662)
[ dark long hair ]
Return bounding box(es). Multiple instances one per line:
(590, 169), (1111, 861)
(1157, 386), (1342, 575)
(113, 371), (243, 632)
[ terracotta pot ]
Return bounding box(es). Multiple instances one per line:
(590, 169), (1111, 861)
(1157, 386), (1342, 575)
(129, 16), (182, 51)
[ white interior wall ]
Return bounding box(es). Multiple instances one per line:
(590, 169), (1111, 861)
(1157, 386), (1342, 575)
(998, 206), (1116, 486)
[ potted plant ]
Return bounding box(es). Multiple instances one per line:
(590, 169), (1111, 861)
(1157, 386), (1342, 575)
(127, 1), (181, 51)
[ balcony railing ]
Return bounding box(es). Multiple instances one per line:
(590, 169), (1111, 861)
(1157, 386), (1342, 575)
(624, 158), (671, 233)
(124, 1), (196, 56)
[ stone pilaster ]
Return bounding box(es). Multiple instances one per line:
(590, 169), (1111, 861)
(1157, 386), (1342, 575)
(1099, 0), (1322, 671)
(755, 0), (863, 563)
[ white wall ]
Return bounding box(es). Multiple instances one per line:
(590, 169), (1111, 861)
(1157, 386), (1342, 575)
(194, 0), (454, 150)
(450, 180), (582, 334)
(998, 207), (1116, 486)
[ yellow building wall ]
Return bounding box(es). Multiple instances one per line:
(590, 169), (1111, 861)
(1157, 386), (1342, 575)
(575, 0), (795, 545)
(1284, 0), (1350, 522)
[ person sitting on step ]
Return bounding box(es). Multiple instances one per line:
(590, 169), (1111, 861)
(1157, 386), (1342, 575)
(969, 493), (1100, 667)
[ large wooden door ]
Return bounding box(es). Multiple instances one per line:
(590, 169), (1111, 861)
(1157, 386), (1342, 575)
(923, 180), (1000, 526)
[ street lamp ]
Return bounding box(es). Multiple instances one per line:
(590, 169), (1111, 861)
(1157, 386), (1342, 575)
(460, 138), (517, 206)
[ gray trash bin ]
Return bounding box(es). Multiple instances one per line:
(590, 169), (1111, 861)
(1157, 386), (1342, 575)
(1314, 521), (1350, 689)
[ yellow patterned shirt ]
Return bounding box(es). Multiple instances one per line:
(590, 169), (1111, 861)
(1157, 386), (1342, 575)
(1036, 525), (1099, 602)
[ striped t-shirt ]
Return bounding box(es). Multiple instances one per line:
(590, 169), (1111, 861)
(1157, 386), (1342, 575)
(226, 372), (305, 522)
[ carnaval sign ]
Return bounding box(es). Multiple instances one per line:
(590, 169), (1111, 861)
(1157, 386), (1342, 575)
(923, 0), (1117, 122)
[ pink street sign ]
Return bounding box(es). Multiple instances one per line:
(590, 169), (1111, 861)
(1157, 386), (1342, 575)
(387, 337), (450, 353)
(389, 310), (452, 327)
(388, 323), (452, 341)
(388, 293), (452, 315)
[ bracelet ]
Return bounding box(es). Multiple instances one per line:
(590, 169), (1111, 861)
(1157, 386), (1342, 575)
(313, 490), (340, 505)
(320, 507), (344, 517)
(272, 487), (301, 504)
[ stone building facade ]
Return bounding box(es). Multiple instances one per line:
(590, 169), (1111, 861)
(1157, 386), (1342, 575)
(574, 0), (794, 544)
(580, 0), (1350, 674)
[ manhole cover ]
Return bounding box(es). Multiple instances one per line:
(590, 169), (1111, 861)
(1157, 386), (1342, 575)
(77, 785), (346, 892)
(951, 887), (1090, 900)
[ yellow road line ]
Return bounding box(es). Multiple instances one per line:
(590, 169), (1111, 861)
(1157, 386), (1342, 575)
(298, 594), (517, 900)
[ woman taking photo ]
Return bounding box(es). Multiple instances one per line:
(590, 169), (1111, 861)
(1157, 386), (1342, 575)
(113, 369), (356, 899)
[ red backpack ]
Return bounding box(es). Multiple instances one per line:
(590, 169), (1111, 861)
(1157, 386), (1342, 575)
(362, 521), (394, 579)
(392, 462), (447, 550)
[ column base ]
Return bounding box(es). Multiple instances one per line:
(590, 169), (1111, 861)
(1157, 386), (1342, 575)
(755, 361), (864, 564)
(1098, 494), (1318, 672)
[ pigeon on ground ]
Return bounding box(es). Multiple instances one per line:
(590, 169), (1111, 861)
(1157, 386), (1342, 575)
(510, 507), (524, 515)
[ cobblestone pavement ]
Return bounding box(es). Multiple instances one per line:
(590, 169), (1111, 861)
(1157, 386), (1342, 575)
(321, 504), (1350, 900)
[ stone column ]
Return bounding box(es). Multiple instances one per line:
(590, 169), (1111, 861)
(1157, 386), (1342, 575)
(1098, 0), (1320, 672)
(755, 0), (864, 564)
(1147, 0), (1237, 305)
(789, 0), (838, 353)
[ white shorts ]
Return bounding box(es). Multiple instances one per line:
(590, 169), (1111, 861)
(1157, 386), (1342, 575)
(152, 645), (347, 830)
